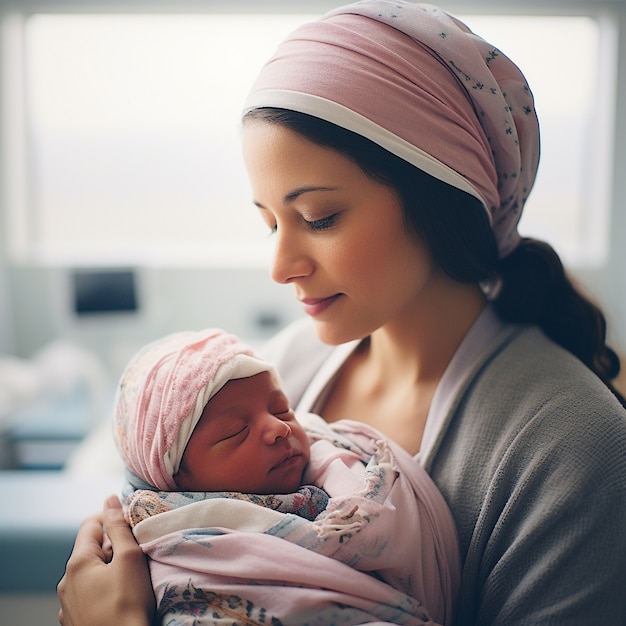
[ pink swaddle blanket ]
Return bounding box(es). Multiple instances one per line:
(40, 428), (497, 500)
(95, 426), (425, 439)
(125, 414), (461, 626)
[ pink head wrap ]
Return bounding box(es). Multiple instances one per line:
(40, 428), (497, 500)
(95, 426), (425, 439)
(113, 329), (276, 490)
(244, 0), (540, 257)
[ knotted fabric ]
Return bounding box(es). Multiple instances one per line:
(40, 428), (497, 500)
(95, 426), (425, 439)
(244, 0), (540, 257)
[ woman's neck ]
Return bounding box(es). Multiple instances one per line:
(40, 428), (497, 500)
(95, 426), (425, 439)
(320, 281), (486, 454)
(367, 281), (486, 388)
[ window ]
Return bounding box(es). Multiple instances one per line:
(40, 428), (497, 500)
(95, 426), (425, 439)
(1, 11), (616, 268)
(4, 13), (317, 266)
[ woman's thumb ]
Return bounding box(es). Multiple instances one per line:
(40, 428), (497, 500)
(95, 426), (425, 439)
(102, 494), (135, 552)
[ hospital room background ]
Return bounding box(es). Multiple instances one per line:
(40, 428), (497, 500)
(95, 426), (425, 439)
(1, 0), (625, 623)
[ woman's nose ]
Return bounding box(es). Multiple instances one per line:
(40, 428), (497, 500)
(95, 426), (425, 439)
(270, 228), (313, 284)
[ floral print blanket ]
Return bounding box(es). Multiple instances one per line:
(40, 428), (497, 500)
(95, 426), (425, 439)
(122, 414), (460, 626)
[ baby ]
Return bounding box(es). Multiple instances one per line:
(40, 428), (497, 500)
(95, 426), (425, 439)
(115, 328), (311, 496)
(112, 328), (460, 626)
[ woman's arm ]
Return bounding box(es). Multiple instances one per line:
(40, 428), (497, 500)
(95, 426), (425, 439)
(57, 495), (156, 626)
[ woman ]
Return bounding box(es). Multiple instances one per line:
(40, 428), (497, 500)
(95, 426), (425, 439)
(57, 1), (626, 624)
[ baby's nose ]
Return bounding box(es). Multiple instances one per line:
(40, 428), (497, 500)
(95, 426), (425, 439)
(265, 416), (292, 443)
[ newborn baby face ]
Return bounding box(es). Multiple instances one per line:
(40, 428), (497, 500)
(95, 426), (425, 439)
(175, 370), (310, 494)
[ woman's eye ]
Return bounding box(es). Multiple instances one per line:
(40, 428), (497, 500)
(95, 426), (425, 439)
(265, 214), (337, 235)
(304, 214), (337, 231)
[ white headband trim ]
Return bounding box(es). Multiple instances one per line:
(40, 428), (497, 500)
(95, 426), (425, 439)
(243, 89), (491, 224)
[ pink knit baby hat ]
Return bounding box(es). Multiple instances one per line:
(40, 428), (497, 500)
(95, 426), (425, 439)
(113, 329), (276, 490)
(244, 0), (540, 257)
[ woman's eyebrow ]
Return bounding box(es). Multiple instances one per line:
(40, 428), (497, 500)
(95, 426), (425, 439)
(254, 186), (340, 209)
(284, 186), (339, 202)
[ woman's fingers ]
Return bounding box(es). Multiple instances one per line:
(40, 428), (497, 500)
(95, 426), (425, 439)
(57, 512), (107, 625)
(57, 496), (155, 626)
(101, 494), (139, 558)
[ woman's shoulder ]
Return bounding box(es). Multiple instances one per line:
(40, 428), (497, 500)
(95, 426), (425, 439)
(428, 320), (625, 476)
(491, 325), (623, 409)
(453, 323), (626, 474)
(466, 324), (626, 433)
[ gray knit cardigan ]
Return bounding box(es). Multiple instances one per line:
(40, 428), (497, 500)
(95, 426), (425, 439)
(262, 317), (626, 626)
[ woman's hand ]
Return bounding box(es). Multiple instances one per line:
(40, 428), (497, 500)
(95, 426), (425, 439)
(57, 494), (156, 626)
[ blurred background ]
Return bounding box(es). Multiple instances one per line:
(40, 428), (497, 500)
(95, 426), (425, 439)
(1, 0), (625, 623)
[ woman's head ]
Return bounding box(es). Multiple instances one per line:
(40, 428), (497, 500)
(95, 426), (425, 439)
(243, 0), (540, 259)
(241, 2), (624, 400)
(243, 117), (450, 345)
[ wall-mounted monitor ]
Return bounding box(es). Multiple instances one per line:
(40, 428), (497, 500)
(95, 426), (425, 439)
(71, 268), (138, 316)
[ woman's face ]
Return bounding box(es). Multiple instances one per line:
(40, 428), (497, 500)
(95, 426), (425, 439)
(242, 121), (441, 345)
(175, 371), (310, 494)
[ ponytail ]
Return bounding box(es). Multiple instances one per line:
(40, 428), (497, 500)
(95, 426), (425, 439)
(493, 238), (625, 406)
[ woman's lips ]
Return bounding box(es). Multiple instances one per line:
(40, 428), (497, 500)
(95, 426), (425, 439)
(300, 295), (340, 317)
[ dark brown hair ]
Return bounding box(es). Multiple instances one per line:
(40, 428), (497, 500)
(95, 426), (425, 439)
(244, 107), (625, 406)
